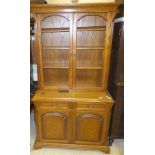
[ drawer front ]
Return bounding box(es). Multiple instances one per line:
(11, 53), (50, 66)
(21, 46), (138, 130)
(36, 101), (70, 109)
(35, 101), (112, 110)
(76, 102), (109, 110)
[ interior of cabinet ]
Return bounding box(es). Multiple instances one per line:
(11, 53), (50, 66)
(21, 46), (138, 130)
(76, 49), (103, 68)
(41, 32), (69, 47)
(42, 49), (69, 68)
(76, 69), (102, 87)
(43, 68), (69, 86)
(77, 31), (106, 47)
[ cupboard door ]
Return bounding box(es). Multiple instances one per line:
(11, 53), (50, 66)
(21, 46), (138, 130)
(73, 110), (108, 145)
(38, 107), (70, 143)
(36, 13), (73, 89)
(73, 13), (107, 90)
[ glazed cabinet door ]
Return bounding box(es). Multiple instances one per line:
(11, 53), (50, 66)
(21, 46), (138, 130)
(72, 109), (109, 145)
(37, 107), (70, 143)
(72, 13), (114, 91)
(35, 12), (114, 91)
(36, 13), (73, 90)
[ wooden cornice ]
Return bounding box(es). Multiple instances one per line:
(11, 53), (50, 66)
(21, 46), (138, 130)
(30, 3), (119, 13)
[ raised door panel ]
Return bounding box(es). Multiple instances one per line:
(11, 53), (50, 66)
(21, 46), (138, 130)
(73, 110), (108, 145)
(36, 13), (73, 89)
(38, 107), (70, 143)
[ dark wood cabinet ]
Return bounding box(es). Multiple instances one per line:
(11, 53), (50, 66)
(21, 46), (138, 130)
(109, 86), (124, 140)
(31, 3), (118, 154)
(108, 18), (124, 144)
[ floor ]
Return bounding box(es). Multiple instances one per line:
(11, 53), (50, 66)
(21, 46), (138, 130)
(30, 110), (124, 155)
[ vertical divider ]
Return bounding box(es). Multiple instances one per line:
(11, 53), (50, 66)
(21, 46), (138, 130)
(69, 109), (75, 143)
(72, 13), (77, 88)
(69, 13), (74, 89)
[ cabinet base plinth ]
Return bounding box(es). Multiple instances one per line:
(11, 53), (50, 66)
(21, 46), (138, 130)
(34, 141), (110, 154)
(34, 141), (42, 150)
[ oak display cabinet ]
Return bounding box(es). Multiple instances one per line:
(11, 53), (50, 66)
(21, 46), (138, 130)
(31, 3), (118, 154)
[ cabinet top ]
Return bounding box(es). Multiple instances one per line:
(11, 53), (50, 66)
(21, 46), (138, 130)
(32, 90), (114, 103)
(30, 3), (118, 13)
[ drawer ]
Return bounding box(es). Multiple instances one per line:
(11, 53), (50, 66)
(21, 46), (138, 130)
(36, 101), (69, 108)
(76, 102), (109, 110)
(35, 101), (112, 110)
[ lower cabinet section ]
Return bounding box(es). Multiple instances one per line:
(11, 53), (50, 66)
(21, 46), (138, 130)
(34, 101), (112, 154)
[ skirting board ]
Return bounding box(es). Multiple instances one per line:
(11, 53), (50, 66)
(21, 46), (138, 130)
(34, 141), (110, 154)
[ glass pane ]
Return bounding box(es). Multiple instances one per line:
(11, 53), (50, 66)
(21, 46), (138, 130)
(41, 32), (69, 47)
(42, 49), (69, 67)
(41, 15), (69, 28)
(77, 31), (106, 47)
(75, 15), (106, 88)
(76, 49), (103, 67)
(76, 69), (102, 87)
(77, 15), (106, 28)
(40, 15), (70, 88)
(43, 68), (69, 86)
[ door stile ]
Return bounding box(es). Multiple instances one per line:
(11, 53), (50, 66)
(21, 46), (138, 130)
(69, 13), (74, 89)
(72, 13), (77, 88)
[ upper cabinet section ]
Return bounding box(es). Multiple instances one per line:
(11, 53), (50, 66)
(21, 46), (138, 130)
(32, 4), (117, 90)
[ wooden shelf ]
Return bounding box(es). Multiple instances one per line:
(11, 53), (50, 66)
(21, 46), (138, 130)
(77, 26), (106, 31)
(43, 66), (69, 69)
(77, 47), (104, 50)
(76, 67), (103, 70)
(43, 47), (70, 50)
(41, 28), (69, 33)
